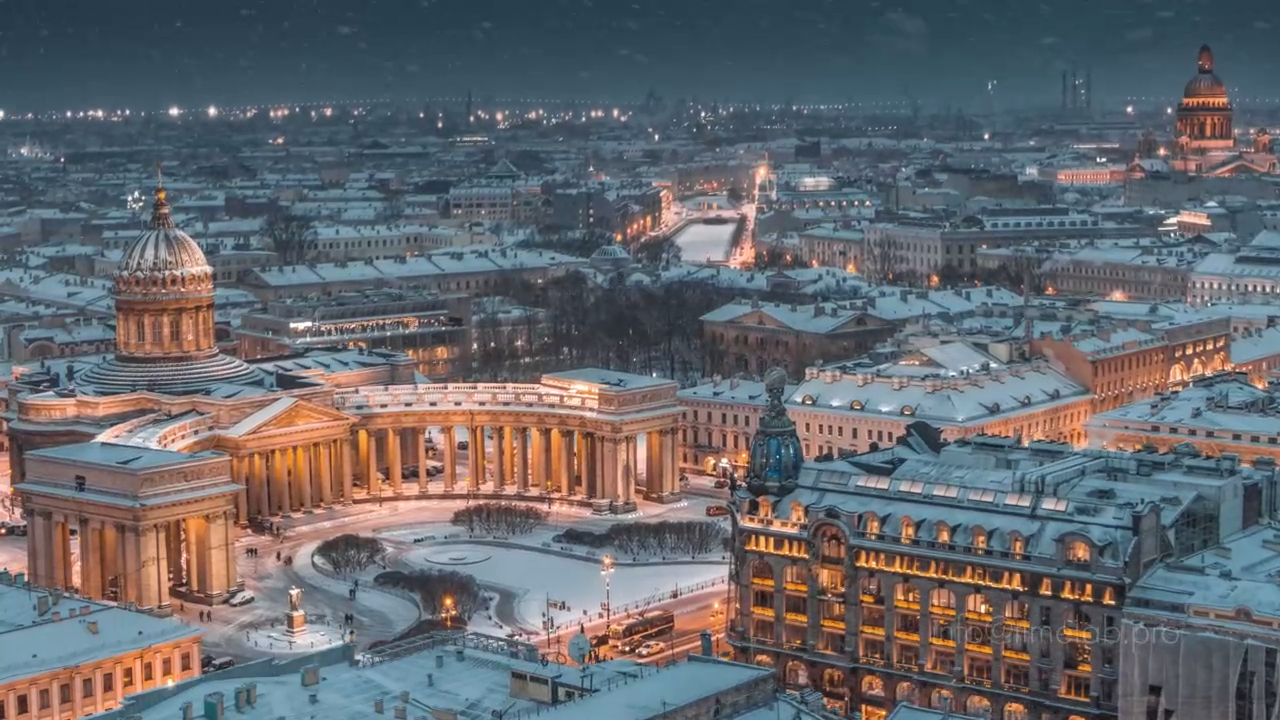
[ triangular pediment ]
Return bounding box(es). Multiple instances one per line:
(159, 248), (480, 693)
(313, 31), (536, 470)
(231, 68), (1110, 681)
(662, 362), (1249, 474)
(226, 397), (354, 438)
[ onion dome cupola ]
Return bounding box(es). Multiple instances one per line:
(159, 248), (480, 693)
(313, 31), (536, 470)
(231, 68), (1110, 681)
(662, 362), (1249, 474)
(744, 367), (803, 498)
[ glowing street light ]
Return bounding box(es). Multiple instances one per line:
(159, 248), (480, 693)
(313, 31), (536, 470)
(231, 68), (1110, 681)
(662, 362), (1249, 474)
(168, 106), (181, 118)
(207, 105), (219, 118)
(444, 596), (454, 628)
(601, 555), (615, 628)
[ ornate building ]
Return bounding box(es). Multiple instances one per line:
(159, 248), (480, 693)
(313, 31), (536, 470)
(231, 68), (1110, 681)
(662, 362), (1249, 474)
(1159, 45), (1278, 176)
(10, 183), (682, 613)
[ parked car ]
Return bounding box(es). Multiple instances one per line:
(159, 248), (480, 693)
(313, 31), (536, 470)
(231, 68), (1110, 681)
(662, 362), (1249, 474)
(636, 641), (665, 657)
(456, 440), (469, 450)
(705, 504), (730, 517)
(227, 590), (255, 607)
(712, 478), (729, 489)
(589, 633), (610, 648)
(0, 521), (27, 537)
(208, 657), (236, 671)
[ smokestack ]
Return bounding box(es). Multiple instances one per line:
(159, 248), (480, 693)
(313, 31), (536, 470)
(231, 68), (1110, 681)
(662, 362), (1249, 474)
(700, 630), (713, 657)
(1061, 71), (1068, 111)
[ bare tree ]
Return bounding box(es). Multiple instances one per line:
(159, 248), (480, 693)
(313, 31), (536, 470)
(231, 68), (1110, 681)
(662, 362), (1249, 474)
(316, 534), (385, 575)
(262, 212), (318, 265)
(863, 230), (904, 284)
(375, 569), (484, 620)
(451, 502), (548, 535)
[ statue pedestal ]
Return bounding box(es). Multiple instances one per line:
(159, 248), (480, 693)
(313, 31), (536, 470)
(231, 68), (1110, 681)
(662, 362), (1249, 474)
(285, 610), (308, 638)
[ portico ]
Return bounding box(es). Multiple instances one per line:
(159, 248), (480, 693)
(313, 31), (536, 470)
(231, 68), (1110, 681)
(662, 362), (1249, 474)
(15, 443), (242, 612)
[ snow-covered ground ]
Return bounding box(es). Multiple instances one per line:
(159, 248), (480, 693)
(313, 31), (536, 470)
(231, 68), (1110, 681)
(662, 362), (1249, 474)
(672, 221), (738, 265)
(398, 542), (724, 631)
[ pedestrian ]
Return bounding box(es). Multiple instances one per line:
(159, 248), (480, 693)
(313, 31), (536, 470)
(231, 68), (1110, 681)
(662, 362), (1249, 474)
(276, 550), (282, 562)
(179, 602), (184, 612)
(208, 610), (212, 622)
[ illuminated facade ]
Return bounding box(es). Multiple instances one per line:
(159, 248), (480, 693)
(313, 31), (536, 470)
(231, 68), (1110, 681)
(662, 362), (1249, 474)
(1166, 45), (1278, 176)
(727, 416), (1273, 720)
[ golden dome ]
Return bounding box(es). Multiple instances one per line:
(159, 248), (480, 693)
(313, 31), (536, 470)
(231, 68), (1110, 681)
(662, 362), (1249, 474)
(1183, 45), (1228, 100)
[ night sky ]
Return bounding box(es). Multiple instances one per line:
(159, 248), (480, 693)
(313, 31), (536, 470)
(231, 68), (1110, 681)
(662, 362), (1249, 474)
(1, 0), (1276, 111)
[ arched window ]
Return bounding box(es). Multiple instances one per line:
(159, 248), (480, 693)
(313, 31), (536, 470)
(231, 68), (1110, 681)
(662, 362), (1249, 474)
(900, 518), (916, 544)
(935, 522), (951, 547)
(135, 317), (145, 343)
(965, 697), (992, 717)
(971, 527), (988, 554)
(752, 654), (775, 668)
(1066, 539), (1091, 564)
(930, 688), (953, 710)
(784, 660), (809, 687)
(1003, 703), (1029, 720)
(864, 514), (881, 539)
(861, 576), (880, 600)
(783, 564), (806, 587)
(1009, 532), (1026, 559)
(820, 528), (846, 562)
(750, 560), (774, 583)
(929, 587), (956, 612)
(894, 583), (920, 606)
(966, 593), (993, 618)
(822, 669), (844, 692)
(789, 501), (806, 524)
(861, 675), (885, 697)
(169, 317), (180, 343)
(895, 681), (917, 705)
(1005, 599), (1029, 622)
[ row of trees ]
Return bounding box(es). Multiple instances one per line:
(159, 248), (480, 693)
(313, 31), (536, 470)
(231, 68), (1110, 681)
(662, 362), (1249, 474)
(315, 534), (385, 575)
(374, 569), (484, 621)
(552, 520), (727, 557)
(451, 502), (548, 536)
(470, 273), (730, 382)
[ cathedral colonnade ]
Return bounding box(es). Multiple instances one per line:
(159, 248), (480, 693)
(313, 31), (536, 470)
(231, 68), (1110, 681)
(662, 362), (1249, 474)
(229, 437), (353, 521)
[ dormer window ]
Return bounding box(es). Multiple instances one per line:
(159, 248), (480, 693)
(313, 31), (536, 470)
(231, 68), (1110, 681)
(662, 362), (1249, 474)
(900, 518), (916, 544)
(1009, 533), (1026, 559)
(1066, 540), (1091, 564)
(801, 395), (816, 405)
(901, 405), (915, 416)
(972, 528), (988, 554)
(935, 523), (951, 546)
(865, 514), (881, 539)
(850, 400), (864, 411)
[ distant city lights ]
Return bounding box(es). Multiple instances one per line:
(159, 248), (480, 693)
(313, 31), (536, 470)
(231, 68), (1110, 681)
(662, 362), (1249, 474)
(207, 105), (219, 118)
(168, 106), (181, 118)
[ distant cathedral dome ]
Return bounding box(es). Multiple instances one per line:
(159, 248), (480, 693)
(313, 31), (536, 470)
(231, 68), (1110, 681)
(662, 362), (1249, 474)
(1183, 45), (1228, 100)
(114, 186), (214, 299)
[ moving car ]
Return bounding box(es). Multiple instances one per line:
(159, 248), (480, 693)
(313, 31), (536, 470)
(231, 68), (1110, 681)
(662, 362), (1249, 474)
(705, 504), (730, 517)
(712, 478), (729, 489)
(208, 657), (236, 671)
(636, 641), (665, 657)
(0, 520), (27, 537)
(227, 590), (255, 607)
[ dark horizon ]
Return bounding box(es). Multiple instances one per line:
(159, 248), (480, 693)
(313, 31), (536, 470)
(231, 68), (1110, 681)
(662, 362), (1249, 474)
(2, 0), (1278, 112)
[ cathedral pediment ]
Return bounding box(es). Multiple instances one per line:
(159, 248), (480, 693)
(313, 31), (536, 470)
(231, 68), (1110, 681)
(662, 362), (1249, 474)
(225, 397), (355, 438)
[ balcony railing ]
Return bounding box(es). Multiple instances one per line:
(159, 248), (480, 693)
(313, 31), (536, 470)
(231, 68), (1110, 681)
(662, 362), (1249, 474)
(963, 676), (994, 689)
(861, 625), (886, 636)
(861, 593), (884, 605)
(931, 637), (956, 648)
(1003, 649), (1031, 661)
(783, 581), (807, 592)
(751, 606), (776, 618)
(784, 612), (808, 624)
(751, 577), (775, 588)
(740, 515), (807, 534)
(895, 600), (920, 611)
(930, 606), (956, 617)
(821, 618), (846, 630)
(895, 631), (920, 643)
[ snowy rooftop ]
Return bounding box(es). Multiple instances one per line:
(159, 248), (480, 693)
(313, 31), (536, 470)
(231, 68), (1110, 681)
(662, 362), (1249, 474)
(543, 368), (674, 392)
(1091, 376), (1280, 436)
(887, 705), (983, 720)
(679, 378), (789, 407)
(0, 583), (199, 686)
(123, 635), (780, 720)
(1129, 524), (1280, 626)
(27, 441), (221, 470)
(245, 249), (583, 287)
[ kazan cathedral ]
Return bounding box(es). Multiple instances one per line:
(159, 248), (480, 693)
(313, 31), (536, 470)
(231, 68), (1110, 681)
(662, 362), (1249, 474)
(8, 183), (681, 614)
(1138, 44), (1278, 177)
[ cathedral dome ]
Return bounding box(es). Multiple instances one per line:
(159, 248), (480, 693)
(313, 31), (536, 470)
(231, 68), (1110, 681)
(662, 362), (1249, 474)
(1182, 45), (1229, 100)
(117, 187), (212, 281)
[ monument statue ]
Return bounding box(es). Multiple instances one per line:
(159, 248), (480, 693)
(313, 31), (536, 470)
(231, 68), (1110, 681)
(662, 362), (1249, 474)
(288, 586), (303, 613)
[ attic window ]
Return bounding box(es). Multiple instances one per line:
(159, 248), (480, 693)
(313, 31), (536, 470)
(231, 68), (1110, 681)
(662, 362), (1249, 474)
(1041, 497), (1069, 512)
(801, 395), (816, 405)
(850, 400), (864, 411)
(931, 484), (961, 499)
(1005, 493), (1034, 508)
(901, 405), (915, 416)
(898, 480), (925, 494)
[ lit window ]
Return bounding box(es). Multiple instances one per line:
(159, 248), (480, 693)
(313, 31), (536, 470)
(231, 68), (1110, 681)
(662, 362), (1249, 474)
(1065, 540), (1091, 564)
(900, 519), (915, 543)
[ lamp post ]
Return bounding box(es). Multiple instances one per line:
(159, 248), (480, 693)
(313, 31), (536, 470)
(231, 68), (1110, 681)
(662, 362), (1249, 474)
(601, 555), (614, 630)
(444, 596), (453, 629)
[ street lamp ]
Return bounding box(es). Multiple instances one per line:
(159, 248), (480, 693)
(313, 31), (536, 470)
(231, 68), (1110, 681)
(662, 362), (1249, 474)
(601, 555), (614, 630)
(444, 596), (454, 629)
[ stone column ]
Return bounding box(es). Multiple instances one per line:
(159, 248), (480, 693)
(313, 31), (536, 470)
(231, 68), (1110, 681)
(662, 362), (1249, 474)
(550, 429), (563, 493)
(138, 525), (158, 611)
(385, 427), (402, 494)
(27, 511), (46, 589)
(318, 442), (334, 506)
(365, 430), (379, 492)
(645, 430), (660, 497)
(416, 428), (429, 492)
(154, 522), (170, 609)
(204, 514), (229, 597)
(254, 453), (269, 520)
(516, 427), (530, 492)
(117, 524), (137, 606)
(232, 455), (248, 523)
(79, 517), (100, 599)
(471, 424), (486, 489)
(584, 433), (598, 498)
(100, 523), (118, 600)
(503, 426), (516, 489)
(601, 437), (620, 502)
(540, 428), (554, 494)
(664, 428), (679, 496)
(493, 427), (507, 490)
(271, 445), (289, 512)
(223, 511), (238, 590)
(297, 445), (313, 511)
(49, 513), (66, 590)
(561, 429), (575, 495)
(443, 426), (458, 492)
(356, 429), (369, 487)
(185, 517), (202, 594)
(340, 438), (354, 503)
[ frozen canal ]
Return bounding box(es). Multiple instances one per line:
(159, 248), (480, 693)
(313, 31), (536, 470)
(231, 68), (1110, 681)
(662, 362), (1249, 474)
(672, 219), (739, 265)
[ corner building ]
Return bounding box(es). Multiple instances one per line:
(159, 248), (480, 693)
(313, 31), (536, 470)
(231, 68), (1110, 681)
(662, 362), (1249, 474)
(726, 369), (1277, 720)
(9, 186), (681, 612)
